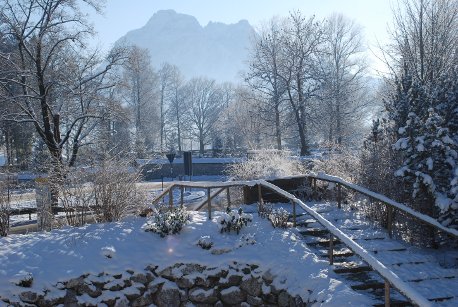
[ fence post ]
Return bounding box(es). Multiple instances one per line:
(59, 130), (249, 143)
(329, 234), (334, 265)
(337, 183), (342, 209)
(180, 186), (184, 208)
(387, 206), (393, 239)
(207, 188), (211, 220)
(258, 184), (264, 206)
(168, 188), (173, 208)
(292, 200), (296, 227)
(385, 280), (390, 307)
(226, 187), (231, 209)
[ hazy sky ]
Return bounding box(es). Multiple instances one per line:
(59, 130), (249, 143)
(89, 0), (395, 73)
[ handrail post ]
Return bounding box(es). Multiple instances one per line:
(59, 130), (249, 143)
(329, 234), (334, 265)
(180, 186), (184, 208)
(168, 188), (173, 208)
(258, 184), (263, 206)
(226, 187), (231, 209)
(387, 206), (393, 239)
(385, 280), (390, 307)
(207, 187), (211, 220)
(292, 200), (296, 227)
(337, 183), (342, 209)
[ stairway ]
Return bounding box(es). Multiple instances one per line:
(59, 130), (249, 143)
(290, 202), (458, 306)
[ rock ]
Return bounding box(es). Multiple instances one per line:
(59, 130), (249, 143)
(130, 272), (153, 285)
(40, 289), (66, 306)
(179, 289), (188, 302)
(194, 275), (212, 288)
(220, 286), (246, 305)
(219, 274), (242, 288)
(66, 276), (85, 290)
(214, 301), (223, 307)
(103, 279), (126, 291)
(176, 276), (195, 289)
(278, 290), (291, 307)
(19, 291), (39, 304)
(262, 270), (275, 284)
(262, 293), (277, 305)
(131, 291), (155, 307)
(123, 285), (142, 301)
(180, 263), (205, 275)
(114, 296), (130, 307)
(240, 276), (262, 296)
(155, 287), (181, 307)
(247, 294), (263, 306)
(188, 288), (218, 304)
(293, 294), (305, 307)
(145, 264), (159, 275)
(63, 289), (78, 306)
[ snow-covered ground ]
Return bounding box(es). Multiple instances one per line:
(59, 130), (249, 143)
(0, 208), (374, 306)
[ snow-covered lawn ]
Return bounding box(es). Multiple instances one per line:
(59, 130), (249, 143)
(0, 207), (373, 306)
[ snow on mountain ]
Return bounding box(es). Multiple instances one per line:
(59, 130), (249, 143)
(116, 10), (255, 82)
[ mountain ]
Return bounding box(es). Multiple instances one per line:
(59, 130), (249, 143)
(116, 10), (255, 82)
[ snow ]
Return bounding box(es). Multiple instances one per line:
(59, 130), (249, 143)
(0, 210), (373, 305)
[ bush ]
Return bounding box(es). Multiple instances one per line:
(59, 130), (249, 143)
(226, 149), (305, 180)
(217, 207), (252, 234)
(197, 235), (214, 250)
(144, 204), (190, 237)
(257, 201), (273, 218)
(93, 158), (145, 222)
(269, 208), (289, 228)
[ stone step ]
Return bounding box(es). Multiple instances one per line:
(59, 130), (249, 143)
(334, 265), (372, 274)
(373, 300), (412, 307)
(299, 228), (329, 237)
(351, 281), (385, 291)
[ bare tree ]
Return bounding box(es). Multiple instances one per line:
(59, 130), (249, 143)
(317, 14), (368, 145)
(121, 45), (158, 157)
(246, 17), (287, 150)
(158, 63), (175, 152)
(0, 0), (125, 206)
(183, 77), (223, 155)
(279, 12), (325, 155)
(387, 0), (458, 85)
(166, 65), (186, 153)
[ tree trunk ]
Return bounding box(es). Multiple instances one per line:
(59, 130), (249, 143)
(275, 104), (282, 150)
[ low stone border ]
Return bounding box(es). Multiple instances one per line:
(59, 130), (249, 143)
(1, 262), (306, 306)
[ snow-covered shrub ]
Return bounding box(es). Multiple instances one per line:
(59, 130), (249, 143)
(268, 208), (289, 228)
(197, 235), (214, 250)
(144, 205), (190, 237)
(217, 207), (252, 234)
(59, 167), (94, 227)
(226, 149), (305, 180)
(257, 201), (273, 218)
(12, 271), (33, 288)
(312, 143), (361, 183)
(93, 158), (146, 222)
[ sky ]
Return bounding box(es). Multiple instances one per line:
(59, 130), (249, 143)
(88, 0), (395, 74)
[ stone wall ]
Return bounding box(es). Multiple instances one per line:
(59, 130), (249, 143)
(2, 262), (306, 307)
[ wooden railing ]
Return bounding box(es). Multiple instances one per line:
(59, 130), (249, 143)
(150, 176), (458, 306)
